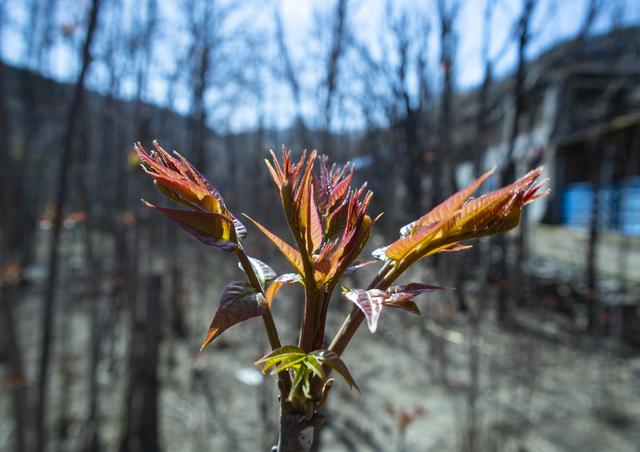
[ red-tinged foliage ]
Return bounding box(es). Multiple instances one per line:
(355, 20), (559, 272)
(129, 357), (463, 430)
(265, 273), (303, 307)
(343, 259), (377, 276)
(410, 166), (496, 232)
(244, 215), (305, 274)
(143, 200), (238, 250)
(386, 166), (549, 264)
(135, 141), (550, 431)
(200, 282), (267, 351)
(342, 284), (446, 332)
(385, 403), (426, 430)
(256, 148), (376, 288)
(0, 263), (22, 287)
(136, 141), (246, 241)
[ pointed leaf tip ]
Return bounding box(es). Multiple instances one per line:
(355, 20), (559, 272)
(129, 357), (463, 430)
(200, 282), (266, 351)
(244, 214), (304, 275)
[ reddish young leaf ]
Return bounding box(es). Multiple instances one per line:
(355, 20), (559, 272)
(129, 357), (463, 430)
(436, 243), (473, 254)
(137, 142), (224, 213)
(307, 188), (324, 253)
(411, 166), (496, 232)
(266, 149), (377, 289)
(200, 282), (267, 351)
(137, 142), (247, 240)
(384, 167), (548, 264)
(143, 201), (237, 251)
(396, 301), (421, 316)
(385, 283), (446, 305)
(386, 217), (453, 261)
(455, 167), (549, 239)
(264, 273), (304, 307)
(342, 289), (386, 332)
(343, 283), (445, 332)
(244, 215), (304, 275)
(343, 260), (377, 277)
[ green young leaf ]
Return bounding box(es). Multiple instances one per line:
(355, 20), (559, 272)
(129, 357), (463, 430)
(200, 282), (267, 351)
(289, 365), (310, 401)
(304, 354), (326, 380)
(254, 346), (305, 373)
(311, 350), (360, 391)
(271, 355), (308, 374)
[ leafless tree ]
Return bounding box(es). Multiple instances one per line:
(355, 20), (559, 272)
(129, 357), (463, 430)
(118, 274), (163, 452)
(352, 1), (433, 219)
(275, 9), (309, 148)
(436, 0), (460, 197)
(495, 0), (537, 323)
(35, 1), (102, 450)
(321, 0), (349, 153)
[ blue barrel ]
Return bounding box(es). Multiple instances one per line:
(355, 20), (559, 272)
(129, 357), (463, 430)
(620, 177), (640, 236)
(561, 180), (639, 235)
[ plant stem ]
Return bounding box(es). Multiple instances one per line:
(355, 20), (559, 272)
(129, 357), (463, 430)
(235, 245), (281, 351)
(235, 245), (292, 397)
(276, 407), (314, 452)
(290, 231), (317, 352)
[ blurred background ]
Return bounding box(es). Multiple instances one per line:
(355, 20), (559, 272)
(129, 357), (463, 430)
(0, 0), (639, 451)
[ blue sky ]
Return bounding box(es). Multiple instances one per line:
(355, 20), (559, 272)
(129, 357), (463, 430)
(2, 0), (639, 132)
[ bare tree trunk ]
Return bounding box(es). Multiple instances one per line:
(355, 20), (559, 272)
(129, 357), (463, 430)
(586, 138), (609, 332)
(119, 274), (163, 452)
(435, 0), (466, 320)
(437, 0), (459, 197)
(275, 10), (309, 148)
(35, 2), (101, 450)
(495, 0), (535, 324)
(321, 0), (348, 153)
(187, 0), (213, 172)
(464, 3), (494, 449)
(72, 122), (104, 452)
(0, 285), (28, 452)
(0, 2), (11, 257)
(57, 251), (73, 445)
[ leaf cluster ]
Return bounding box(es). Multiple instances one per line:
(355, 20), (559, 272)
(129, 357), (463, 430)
(135, 141), (549, 415)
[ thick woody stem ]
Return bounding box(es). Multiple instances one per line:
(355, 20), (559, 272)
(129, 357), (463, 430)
(275, 410), (314, 452)
(274, 402), (325, 452)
